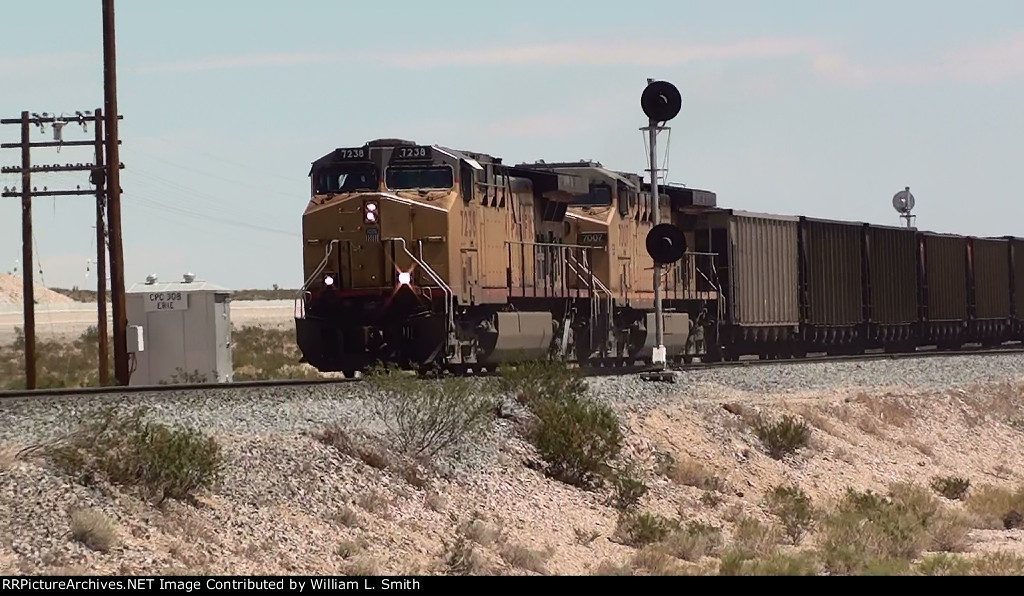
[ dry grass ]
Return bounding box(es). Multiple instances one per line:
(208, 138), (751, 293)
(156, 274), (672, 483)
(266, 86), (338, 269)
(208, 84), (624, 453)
(656, 453), (726, 492)
(424, 492), (447, 513)
(630, 545), (689, 575)
(439, 535), (489, 576)
(592, 560), (634, 575)
(963, 484), (1024, 529)
(796, 406), (840, 436)
(574, 528), (600, 545)
(461, 516), (502, 547)
(731, 516), (781, 559)
(925, 511), (973, 553)
(340, 556), (379, 576)
(661, 521), (724, 561)
(335, 537), (368, 559)
(498, 542), (551, 574)
(70, 509), (117, 553)
(331, 506), (362, 529)
(850, 393), (915, 428)
(0, 445), (17, 471)
(355, 489), (391, 515)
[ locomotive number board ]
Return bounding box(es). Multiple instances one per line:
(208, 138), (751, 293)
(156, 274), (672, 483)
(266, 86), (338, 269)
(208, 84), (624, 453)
(334, 147), (369, 160)
(578, 232), (608, 247)
(390, 145), (433, 162)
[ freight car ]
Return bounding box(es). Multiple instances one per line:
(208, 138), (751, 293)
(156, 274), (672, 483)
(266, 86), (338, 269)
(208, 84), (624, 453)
(294, 139), (717, 375)
(682, 207), (1024, 362)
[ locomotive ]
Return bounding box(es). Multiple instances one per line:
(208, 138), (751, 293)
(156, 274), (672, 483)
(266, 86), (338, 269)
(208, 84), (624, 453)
(294, 138), (717, 376)
(295, 139), (1024, 375)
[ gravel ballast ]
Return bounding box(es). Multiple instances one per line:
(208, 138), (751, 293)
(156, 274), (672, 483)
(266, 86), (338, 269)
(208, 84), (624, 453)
(4, 353), (1024, 446)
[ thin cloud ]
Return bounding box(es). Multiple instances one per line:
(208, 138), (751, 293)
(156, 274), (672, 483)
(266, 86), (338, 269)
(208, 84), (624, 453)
(480, 94), (633, 139)
(133, 51), (341, 74)
(381, 37), (826, 68)
(813, 32), (1024, 87)
(0, 52), (98, 75)
(135, 37), (826, 74)
(134, 32), (1024, 89)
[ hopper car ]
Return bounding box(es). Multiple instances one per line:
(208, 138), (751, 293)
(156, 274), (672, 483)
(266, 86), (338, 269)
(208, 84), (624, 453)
(294, 138), (1024, 374)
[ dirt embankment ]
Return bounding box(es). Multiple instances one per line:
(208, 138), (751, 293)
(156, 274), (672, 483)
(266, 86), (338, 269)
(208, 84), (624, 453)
(2, 379), (1024, 576)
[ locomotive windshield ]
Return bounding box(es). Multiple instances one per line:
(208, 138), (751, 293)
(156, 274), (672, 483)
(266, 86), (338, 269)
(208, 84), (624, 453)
(385, 166), (454, 190)
(314, 163), (378, 193)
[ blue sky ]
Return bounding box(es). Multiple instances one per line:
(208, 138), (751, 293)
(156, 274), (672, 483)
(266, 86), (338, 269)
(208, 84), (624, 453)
(1, 0), (1023, 291)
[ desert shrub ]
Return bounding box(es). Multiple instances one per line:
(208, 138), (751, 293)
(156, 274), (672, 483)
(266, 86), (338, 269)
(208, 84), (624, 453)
(719, 551), (818, 576)
(47, 407), (222, 504)
(662, 521), (724, 561)
(914, 553), (974, 576)
(968, 552), (1024, 575)
(930, 476), (971, 501)
(731, 516), (780, 559)
(70, 508), (117, 552)
(364, 367), (495, 460)
(497, 359), (587, 407)
(440, 534), (487, 576)
(764, 484), (816, 544)
(608, 465), (648, 512)
(231, 326), (322, 381)
(752, 414), (811, 459)
(592, 560), (634, 576)
(817, 486), (939, 574)
(529, 393), (623, 488)
(0, 327), (115, 390)
(924, 511), (972, 553)
(613, 512), (677, 547)
(963, 484), (1024, 529)
(655, 452), (726, 492)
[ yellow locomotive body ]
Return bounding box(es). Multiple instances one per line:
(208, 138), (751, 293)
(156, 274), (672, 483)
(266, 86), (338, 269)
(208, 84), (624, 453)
(295, 139), (718, 374)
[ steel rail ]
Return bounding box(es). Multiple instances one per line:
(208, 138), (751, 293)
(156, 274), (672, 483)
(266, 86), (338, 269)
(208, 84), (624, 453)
(3, 343), (1024, 401)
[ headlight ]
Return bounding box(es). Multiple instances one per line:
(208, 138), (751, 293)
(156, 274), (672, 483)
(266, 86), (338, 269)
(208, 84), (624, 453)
(397, 271), (411, 285)
(323, 274), (334, 286)
(363, 201), (378, 224)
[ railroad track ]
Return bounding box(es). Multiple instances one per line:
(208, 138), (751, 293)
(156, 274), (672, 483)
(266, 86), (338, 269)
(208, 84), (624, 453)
(3, 343), (1024, 400)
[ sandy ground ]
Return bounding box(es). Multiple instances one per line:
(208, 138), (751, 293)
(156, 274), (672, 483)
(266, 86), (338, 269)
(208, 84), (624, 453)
(2, 379), (1024, 575)
(0, 275), (76, 307)
(0, 300), (295, 343)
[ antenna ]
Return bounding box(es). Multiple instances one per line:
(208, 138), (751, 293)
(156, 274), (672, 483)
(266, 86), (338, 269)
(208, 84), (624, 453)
(892, 186), (916, 229)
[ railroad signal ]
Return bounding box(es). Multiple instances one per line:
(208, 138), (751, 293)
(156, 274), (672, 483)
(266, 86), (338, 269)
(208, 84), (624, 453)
(640, 78), (682, 370)
(641, 80), (683, 123)
(645, 223), (687, 265)
(892, 186), (916, 228)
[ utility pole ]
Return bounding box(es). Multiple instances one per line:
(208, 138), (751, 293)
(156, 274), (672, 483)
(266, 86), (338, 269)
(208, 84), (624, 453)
(2, 111), (117, 389)
(93, 109), (109, 385)
(19, 113), (34, 390)
(103, 0), (129, 386)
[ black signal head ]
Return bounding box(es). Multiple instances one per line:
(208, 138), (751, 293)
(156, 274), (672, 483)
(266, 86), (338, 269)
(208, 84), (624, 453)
(641, 80), (682, 122)
(645, 223), (687, 265)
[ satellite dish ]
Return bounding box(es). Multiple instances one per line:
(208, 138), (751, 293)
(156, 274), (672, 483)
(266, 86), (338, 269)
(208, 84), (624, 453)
(645, 223), (687, 265)
(641, 80), (682, 122)
(892, 188), (915, 214)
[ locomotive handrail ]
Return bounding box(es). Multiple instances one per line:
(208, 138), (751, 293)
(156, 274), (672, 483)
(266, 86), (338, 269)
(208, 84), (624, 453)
(504, 240), (605, 251)
(299, 239), (338, 295)
(384, 236), (455, 336)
